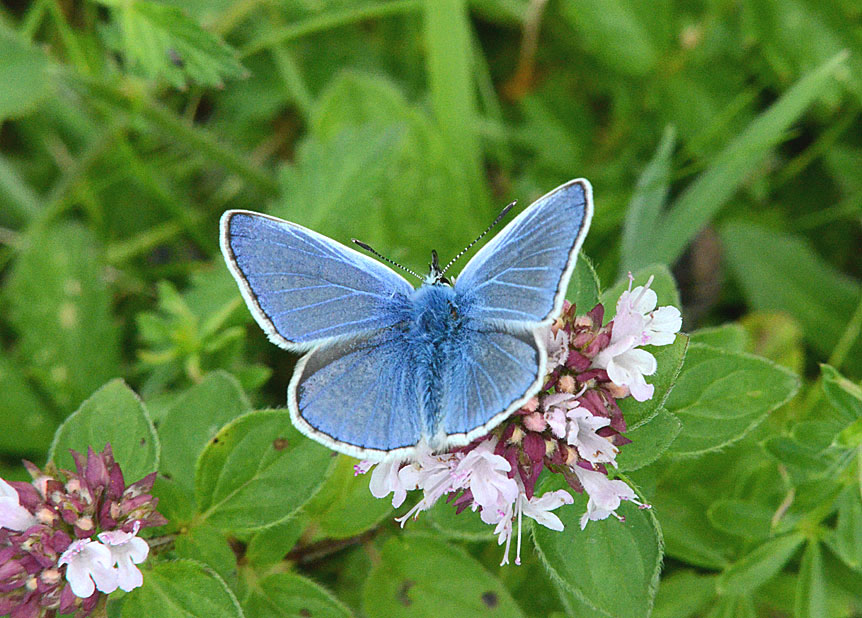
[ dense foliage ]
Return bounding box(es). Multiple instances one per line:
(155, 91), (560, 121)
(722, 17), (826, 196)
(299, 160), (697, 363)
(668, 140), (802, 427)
(0, 0), (860, 616)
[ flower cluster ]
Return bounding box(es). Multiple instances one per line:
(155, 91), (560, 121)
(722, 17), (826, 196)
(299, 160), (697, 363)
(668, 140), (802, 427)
(356, 276), (681, 565)
(0, 444), (166, 617)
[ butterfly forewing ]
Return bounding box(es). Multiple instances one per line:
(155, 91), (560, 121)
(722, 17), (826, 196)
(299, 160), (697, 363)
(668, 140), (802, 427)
(221, 211), (414, 350)
(454, 179), (593, 327)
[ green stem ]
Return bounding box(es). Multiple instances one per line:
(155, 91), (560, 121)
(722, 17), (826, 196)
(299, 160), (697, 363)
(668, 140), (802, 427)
(828, 291), (862, 371)
(240, 0), (421, 57)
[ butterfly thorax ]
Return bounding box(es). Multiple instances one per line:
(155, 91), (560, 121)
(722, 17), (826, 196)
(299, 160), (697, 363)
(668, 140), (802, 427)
(409, 283), (471, 434)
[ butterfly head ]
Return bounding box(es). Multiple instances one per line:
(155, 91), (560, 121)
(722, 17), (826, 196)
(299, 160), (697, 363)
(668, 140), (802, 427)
(425, 250), (452, 286)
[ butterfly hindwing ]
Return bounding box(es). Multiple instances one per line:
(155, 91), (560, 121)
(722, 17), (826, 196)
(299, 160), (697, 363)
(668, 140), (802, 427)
(454, 179), (593, 327)
(221, 211), (413, 350)
(288, 328), (423, 459)
(439, 328), (545, 442)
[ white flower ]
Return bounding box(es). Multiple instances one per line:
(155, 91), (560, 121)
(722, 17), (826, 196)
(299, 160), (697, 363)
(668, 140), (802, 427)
(495, 490), (574, 566)
(98, 523), (149, 592)
(544, 327), (569, 369)
(592, 275), (681, 402)
(0, 478), (37, 532)
(58, 539), (118, 598)
(368, 459), (414, 508)
(573, 467), (646, 530)
(565, 407), (618, 465)
(394, 447), (460, 526)
(455, 439), (518, 525)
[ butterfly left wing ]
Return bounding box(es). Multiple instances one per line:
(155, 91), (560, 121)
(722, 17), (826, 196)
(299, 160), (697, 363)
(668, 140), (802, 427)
(288, 328), (423, 460)
(435, 327), (545, 446)
(454, 179), (592, 328)
(221, 211), (414, 351)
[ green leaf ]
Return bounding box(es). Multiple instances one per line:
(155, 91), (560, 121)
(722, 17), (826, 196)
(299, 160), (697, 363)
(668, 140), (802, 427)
(795, 541), (827, 618)
(532, 476), (662, 618)
(689, 324), (749, 353)
(618, 334), (689, 428)
(720, 221), (862, 366)
(762, 435), (836, 473)
(665, 343), (800, 456)
(616, 407), (682, 472)
(706, 499), (774, 540)
(642, 51), (849, 268)
(652, 571), (716, 618)
(120, 559), (242, 618)
(107, 0), (245, 88)
(302, 455), (393, 540)
(620, 126), (675, 274)
(821, 364), (862, 423)
(566, 251), (602, 312)
(159, 371), (251, 492)
(363, 534), (525, 617)
(6, 224), (122, 411)
(601, 264), (681, 315)
(0, 354), (55, 454)
(824, 486), (862, 573)
(245, 517), (306, 568)
(49, 380), (159, 482)
(0, 23), (52, 120)
(717, 533), (805, 595)
(424, 496), (495, 542)
(243, 572), (353, 618)
(174, 523), (237, 584)
(195, 409), (331, 531)
(835, 418), (862, 448)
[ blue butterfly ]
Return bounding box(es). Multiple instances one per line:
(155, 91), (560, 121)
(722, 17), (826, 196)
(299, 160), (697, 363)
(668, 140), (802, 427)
(220, 179), (593, 460)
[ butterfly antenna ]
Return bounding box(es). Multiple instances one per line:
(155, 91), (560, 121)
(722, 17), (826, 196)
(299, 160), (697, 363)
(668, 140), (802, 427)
(440, 200), (516, 275)
(352, 239), (423, 281)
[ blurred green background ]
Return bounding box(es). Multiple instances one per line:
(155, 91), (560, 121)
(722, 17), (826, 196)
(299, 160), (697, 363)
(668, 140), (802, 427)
(0, 0), (861, 615)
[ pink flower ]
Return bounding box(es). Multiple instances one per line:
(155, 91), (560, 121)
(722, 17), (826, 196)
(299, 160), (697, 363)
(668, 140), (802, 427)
(495, 489), (574, 566)
(565, 407), (618, 465)
(0, 479), (37, 532)
(544, 327), (569, 369)
(573, 467), (647, 529)
(542, 393), (579, 439)
(368, 459), (414, 508)
(455, 440), (518, 525)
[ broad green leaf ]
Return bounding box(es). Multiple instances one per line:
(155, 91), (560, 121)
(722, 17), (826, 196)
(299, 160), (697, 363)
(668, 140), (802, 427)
(151, 475), (195, 531)
(690, 324), (749, 353)
(762, 436), (836, 473)
(720, 221), (862, 366)
(618, 334), (688, 428)
(738, 312), (804, 373)
(795, 541), (827, 618)
(824, 486), (862, 573)
(49, 380), (159, 482)
(174, 523), (237, 584)
(120, 559), (242, 618)
(159, 371), (251, 492)
(425, 495), (495, 541)
(705, 595), (757, 618)
(643, 52), (849, 268)
(243, 572), (353, 618)
(566, 251), (601, 312)
(106, 0), (245, 88)
(195, 409), (331, 531)
(653, 571), (716, 618)
(706, 499), (774, 540)
(601, 264), (681, 316)
(363, 534), (525, 617)
(0, 354), (55, 454)
(246, 516), (306, 568)
(717, 533), (805, 595)
(6, 224), (121, 411)
(620, 126), (675, 273)
(302, 455), (393, 540)
(665, 343), (799, 456)
(532, 476), (662, 618)
(836, 418), (862, 448)
(0, 23), (52, 120)
(821, 364), (862, 423)
(616, 407), (681, 472)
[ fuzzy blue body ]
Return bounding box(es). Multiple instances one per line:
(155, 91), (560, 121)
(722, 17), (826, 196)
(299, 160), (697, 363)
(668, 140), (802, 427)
(221, 179), (593, 459)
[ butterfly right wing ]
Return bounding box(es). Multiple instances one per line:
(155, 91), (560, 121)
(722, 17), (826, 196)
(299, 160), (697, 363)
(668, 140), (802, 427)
(288, 328), (423, 460)
(221, 211), (414, 351)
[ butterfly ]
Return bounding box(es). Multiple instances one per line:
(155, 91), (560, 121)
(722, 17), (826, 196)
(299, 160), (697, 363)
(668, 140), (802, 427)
(220, 179), (593, 461)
